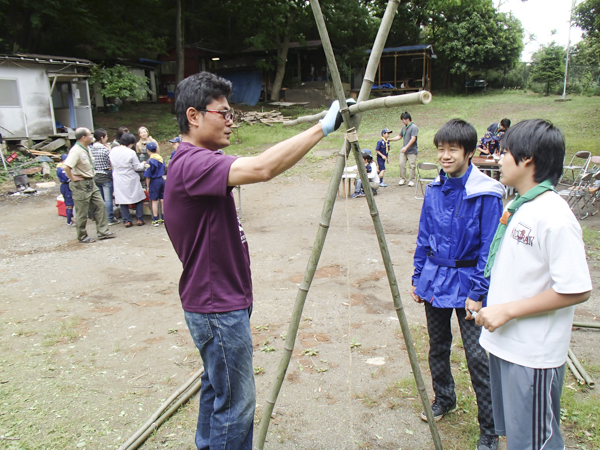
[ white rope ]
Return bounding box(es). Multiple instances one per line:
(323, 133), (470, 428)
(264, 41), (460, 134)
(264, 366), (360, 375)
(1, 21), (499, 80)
(343, 136), (356, 449)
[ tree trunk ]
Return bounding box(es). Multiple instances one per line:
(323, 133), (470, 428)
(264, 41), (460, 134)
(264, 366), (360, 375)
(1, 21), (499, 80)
(176, 0), (185, 86)
(270, 14), (294, 102)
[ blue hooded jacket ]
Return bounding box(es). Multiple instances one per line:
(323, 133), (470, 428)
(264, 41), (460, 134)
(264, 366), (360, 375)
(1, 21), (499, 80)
(412, 164), (504, 308)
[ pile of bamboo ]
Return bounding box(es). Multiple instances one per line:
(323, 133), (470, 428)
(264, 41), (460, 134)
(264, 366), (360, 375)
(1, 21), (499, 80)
(238, 110), (290, 126)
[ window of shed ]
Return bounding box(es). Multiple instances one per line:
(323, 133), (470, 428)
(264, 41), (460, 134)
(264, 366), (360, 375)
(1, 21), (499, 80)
(0, 79), (20, 107)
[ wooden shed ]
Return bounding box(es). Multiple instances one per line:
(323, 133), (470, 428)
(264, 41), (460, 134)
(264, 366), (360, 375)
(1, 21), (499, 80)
(368, 44), (435, 93)
(0, 54), (95, 142)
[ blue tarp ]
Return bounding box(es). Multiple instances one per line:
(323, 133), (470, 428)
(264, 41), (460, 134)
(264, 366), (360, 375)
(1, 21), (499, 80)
(220, 70), (262, 106)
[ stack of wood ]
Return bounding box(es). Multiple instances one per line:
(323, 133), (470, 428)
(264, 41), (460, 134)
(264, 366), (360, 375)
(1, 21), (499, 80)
(20, 138), (67, 162)
(238, 110), (290, 127)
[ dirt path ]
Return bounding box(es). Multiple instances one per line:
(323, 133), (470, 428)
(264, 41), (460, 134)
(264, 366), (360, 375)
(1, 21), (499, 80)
(1, 176), (599, 449)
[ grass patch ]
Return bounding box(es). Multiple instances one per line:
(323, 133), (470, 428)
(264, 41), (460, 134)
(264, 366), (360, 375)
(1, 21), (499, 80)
(44, 316), (82, 346)
(561, 364), (600, 448)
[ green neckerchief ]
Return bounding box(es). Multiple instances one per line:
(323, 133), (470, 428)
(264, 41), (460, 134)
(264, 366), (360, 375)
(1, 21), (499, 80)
(484, 179), (556, 278)
(402, 122), (412, 137)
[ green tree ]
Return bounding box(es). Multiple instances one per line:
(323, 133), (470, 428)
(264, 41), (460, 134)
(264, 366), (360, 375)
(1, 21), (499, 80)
(575, 0), (600, 49)
(529, 42), (566, 95)
(91, 65), (151, 102)
(421, 0), (524, 89)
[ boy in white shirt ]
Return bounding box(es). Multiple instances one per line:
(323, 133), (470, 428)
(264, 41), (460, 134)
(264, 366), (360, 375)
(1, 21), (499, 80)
(351, 150), (380, 198)
(472, 119), (593, 449)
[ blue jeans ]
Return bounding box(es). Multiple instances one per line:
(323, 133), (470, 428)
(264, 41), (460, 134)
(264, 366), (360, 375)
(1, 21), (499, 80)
(96, 179), (115, 221)
(185, 306), (255, 450)
(119, 202), (144, 223)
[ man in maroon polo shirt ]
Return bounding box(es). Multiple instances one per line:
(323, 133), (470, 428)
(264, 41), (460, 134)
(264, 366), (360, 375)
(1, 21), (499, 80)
(164, 72), (344, 450)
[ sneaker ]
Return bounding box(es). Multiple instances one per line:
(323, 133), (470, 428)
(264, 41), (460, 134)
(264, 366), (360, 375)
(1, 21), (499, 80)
(379, 182), (388, 187)
(158, 219), (164, 224)
(125, 221), (133, 228)
(420, 400), (456, 422)
(476, 434), (499, 450)
(358, 191), (365, 197)
(350, 193), (361, 198)
(399, 179), (406, 186)
(66, 222), (76, 227)
(137, 220), (146, 226)
(152, 220), (160, 227)
(108, 219), (120, 226)
(408, 181), (415, 187)
(98, 231), (116, 240)
(79, 236), (96, 244)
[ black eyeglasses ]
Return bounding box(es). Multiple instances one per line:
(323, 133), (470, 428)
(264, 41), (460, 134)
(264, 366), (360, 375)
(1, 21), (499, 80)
(200, 109), (234, 121)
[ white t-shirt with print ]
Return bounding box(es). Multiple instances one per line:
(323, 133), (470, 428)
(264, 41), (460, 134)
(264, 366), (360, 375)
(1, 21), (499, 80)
(480, 191), (592, 369)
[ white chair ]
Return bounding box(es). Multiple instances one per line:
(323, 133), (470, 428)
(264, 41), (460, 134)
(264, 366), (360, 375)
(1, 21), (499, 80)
(559, 151), (591, 185)
(414, 162), (439, 199)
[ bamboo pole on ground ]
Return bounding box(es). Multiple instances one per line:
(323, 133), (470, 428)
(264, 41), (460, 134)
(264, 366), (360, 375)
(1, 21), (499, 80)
(118, 368), (204, 450)
(573, 322), (600, 329)
(566, 355), (585, 385)
(568, 348), (595, 387)
(283, 91), (432, 127)
(256, 0), (441, 449)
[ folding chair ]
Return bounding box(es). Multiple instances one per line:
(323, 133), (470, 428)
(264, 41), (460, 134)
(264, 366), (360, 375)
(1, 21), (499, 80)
(586, 155), (600, 173)
(559, 151), (591, 185)
(558, 172), (594, 219)
(579, 170), (600, 219)
(414, 162), (439, 199)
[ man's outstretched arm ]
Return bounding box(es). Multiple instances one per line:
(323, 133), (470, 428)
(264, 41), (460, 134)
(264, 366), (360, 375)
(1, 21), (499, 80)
(227, 101), (343, 186)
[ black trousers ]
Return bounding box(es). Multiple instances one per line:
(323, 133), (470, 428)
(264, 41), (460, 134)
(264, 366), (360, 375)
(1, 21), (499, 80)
(424, 301), (495, 435)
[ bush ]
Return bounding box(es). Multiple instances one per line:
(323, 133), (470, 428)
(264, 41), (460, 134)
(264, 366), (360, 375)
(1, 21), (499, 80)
(90, 65), (151, 103)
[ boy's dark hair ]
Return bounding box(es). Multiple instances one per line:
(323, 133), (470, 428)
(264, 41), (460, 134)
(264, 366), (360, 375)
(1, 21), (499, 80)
(500, 119), (565, 185)
(175, 72), (232, 134)
(115, 126), (129, 141)
(433, 119), (478, 155)
(362, 153), (373, 162)
(500, 118), (511, 129)
(400, 111), (411, 121)
(93, 128), (107, 142)
(119, 132), (136, 147)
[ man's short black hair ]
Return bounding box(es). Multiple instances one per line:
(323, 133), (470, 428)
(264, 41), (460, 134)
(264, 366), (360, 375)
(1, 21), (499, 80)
(119, 132), (136, 147)
(93, 128), (107, 142)
(400, 111), (412, 121)
(433, 119), (478, 155)
(500, 119), (565, 186)
(175, 72), (232, 134)
(500, 118), (511, 129)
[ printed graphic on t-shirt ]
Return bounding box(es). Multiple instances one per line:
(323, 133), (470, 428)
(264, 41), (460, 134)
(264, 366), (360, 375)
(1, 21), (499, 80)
(238, 217), (247, 244)
(511, 222), (534, 246)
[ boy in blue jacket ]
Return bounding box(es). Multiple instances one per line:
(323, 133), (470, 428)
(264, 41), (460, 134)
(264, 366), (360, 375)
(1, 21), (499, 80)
(410, 119), (504, 450)
(144, 142), (165, 226)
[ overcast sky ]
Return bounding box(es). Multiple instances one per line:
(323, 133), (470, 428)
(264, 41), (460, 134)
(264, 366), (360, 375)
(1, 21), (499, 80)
(497, 0), (582, 61)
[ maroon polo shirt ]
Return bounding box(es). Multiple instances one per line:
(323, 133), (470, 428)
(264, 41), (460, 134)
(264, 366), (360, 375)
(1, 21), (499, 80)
(164, 142), (252, 313)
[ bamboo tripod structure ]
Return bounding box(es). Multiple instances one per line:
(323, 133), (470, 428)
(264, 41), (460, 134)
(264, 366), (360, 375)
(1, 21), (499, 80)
(256, 1), (443, 449)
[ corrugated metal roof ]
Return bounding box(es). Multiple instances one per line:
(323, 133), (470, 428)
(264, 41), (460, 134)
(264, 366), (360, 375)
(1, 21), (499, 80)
(0, 53), (95, 66)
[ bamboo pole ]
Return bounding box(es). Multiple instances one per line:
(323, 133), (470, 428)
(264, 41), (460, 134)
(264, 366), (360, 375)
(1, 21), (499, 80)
(566, 355), (585, 385)
(282, 91), (432, 127)
(118, 368), (204, 450)
(568, 348), (595, 387)
(573, 322), (600, 329)
(124, 377), (203, 450)
(257, 1), (441, 449)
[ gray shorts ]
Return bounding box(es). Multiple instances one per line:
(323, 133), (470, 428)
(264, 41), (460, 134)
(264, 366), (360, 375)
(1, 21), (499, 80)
(489, 353), (565, 450)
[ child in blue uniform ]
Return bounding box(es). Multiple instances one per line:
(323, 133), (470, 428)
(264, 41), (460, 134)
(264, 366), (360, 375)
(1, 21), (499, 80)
(411, 119), (504, 450)
(56, 154), (75, 226)
(375, 128), (392, 187)
(143, 142), (165, 226)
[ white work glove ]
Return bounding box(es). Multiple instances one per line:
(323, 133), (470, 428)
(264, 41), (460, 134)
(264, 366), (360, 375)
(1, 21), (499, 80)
(320, 98), (356, 136)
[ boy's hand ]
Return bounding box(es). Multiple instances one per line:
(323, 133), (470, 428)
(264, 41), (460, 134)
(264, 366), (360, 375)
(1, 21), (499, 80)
(465, 298), (481, 320)
(475, 304), (512, 332)
(410, 286), (424, 303)
(401, 147), (407, 153)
